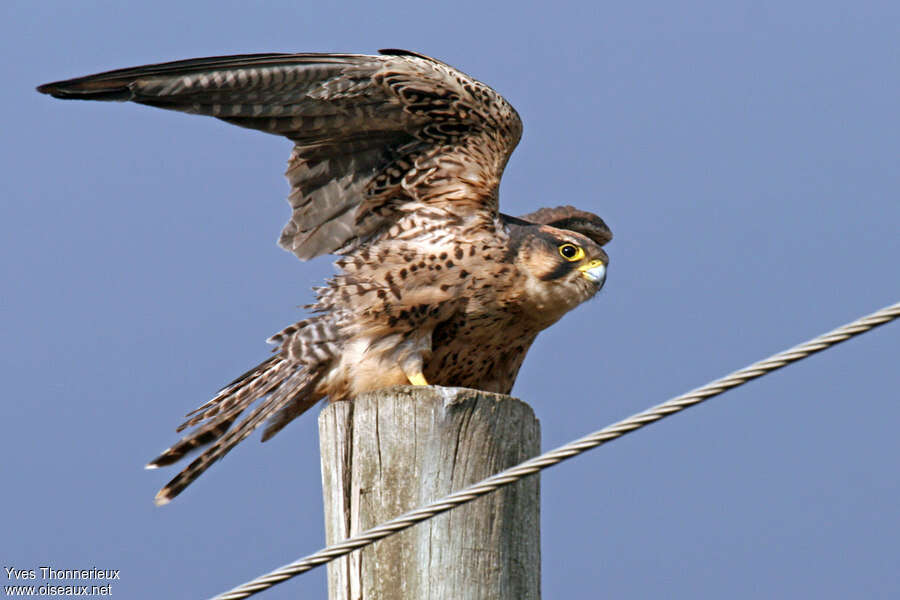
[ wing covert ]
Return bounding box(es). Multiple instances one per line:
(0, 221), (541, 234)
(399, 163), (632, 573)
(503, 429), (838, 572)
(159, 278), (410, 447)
(517, 205), (613, 246)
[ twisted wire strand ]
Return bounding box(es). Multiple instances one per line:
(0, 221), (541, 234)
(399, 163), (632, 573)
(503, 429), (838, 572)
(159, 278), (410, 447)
(212, 301), (899, 600)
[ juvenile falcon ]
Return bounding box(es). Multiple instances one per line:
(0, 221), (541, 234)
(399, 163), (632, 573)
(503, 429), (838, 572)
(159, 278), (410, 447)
(38, 50), (612, 505)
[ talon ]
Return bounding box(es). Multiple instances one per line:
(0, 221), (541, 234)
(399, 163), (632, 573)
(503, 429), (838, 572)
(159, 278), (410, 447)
(408, 373), (429, 386)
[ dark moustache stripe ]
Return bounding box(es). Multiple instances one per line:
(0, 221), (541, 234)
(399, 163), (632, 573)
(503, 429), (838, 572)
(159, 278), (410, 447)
(539, 261), (574, 281)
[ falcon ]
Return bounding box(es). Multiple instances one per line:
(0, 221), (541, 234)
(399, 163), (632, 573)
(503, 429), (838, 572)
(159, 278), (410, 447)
(38, 50), (612, 505)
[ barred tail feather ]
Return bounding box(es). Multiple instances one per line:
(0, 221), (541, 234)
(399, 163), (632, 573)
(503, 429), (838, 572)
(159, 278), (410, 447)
(176, 356), (288, 433)
(260, 391), (325, 442)
(147, 358), (326, 505)
(146, 357), (288, 468)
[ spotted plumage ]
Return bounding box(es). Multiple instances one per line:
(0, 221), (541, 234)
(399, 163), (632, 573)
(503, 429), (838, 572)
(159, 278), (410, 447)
(38, 49), (612, 505)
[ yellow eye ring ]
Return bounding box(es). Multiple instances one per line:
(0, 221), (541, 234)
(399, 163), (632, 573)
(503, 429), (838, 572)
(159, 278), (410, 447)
(558, 243), (585, 262)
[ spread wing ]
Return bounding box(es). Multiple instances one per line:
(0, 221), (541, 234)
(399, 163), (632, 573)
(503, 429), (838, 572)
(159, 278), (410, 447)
(37, 49), (523, 259)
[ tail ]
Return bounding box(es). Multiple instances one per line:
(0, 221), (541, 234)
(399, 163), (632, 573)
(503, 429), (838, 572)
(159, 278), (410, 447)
(146, 355), (325, 506)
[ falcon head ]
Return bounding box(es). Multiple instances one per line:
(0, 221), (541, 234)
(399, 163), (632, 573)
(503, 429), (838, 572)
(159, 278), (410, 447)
(504, 206), (612, 326)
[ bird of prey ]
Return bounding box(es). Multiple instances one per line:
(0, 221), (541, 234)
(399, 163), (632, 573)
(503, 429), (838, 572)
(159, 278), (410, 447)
(38, 49), (612, 505)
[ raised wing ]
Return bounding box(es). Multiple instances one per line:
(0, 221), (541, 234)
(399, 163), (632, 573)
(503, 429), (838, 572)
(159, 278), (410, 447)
(517, 205), (613, 246)
(37, 50), (523, 259)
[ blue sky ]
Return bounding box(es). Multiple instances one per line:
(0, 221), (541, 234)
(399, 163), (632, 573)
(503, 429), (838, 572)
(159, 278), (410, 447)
(3, 1), (899, 598)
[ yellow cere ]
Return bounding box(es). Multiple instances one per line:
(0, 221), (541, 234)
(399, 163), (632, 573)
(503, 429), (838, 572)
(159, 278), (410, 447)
(577, 259), (606, 272)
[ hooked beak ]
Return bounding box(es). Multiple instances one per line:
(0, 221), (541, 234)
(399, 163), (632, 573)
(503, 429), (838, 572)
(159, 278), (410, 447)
(578, 259), (607, 287)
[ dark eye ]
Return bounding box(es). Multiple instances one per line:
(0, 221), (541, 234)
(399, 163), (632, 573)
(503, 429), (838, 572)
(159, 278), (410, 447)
(558, 243), (585, 261)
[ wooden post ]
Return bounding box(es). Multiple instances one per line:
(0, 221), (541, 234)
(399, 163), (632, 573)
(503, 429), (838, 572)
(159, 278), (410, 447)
(319, 386), (541, 600)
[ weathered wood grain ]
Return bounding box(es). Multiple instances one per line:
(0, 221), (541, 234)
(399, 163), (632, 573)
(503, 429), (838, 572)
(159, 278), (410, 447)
(319, 386), (541, 600)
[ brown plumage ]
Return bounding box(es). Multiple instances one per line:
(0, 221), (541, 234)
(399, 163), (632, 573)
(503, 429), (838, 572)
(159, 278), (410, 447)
(38, 49), (612, 505)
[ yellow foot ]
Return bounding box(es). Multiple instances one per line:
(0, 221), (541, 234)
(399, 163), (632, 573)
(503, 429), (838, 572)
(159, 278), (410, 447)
(408, 373), (429, 386)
